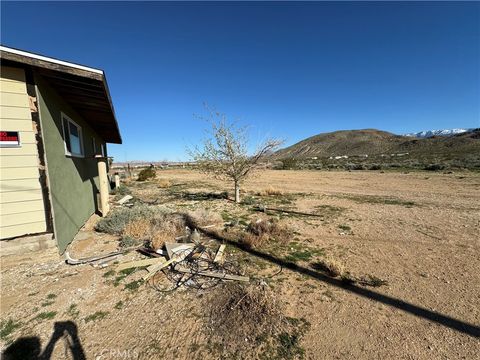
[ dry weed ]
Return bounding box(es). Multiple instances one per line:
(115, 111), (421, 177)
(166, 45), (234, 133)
(186, 208), (223, 227)
(207, 283), (285, 357)
(313, 256), (345, 277)
(150, 214), (185, 250)
(122, 219), (151, 240)
(242, 218), (291, 248)
(258, 186), (284, 196)
(157, 179), (172, 188)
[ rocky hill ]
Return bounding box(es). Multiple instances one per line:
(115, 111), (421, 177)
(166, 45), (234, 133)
(273, 129), (480, 170)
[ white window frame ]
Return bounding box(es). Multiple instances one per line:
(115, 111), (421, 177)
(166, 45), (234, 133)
(61, 113), (84, 158)
(92, 136), (97, 156)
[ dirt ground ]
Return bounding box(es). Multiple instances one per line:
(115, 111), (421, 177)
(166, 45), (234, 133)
(1, 169), (479, 359)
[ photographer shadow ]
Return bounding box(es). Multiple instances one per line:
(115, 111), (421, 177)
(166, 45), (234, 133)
(2, 321), (85, 360)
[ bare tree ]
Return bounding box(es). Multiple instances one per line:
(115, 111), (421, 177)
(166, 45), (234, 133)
(189, 107), (283, 203)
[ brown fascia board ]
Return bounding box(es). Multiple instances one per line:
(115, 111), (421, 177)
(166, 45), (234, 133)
(0, 45), (122, 144)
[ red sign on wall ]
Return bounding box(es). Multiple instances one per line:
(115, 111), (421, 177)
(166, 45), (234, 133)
(0, 131), (21, 147)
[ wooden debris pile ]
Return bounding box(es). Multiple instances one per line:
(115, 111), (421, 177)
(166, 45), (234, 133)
(66, 231), (247, 291)
(147, 239), (248, 291)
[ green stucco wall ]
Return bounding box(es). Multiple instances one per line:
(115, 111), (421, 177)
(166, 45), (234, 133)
(35, 75), (106, 253)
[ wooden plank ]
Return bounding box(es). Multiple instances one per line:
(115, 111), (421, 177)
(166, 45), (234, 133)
(0, 66), (26, 83)
(0, 51), (103, 81)
(117, 195), (133, 204)
(175, 267), (249, 282)
(143, 258), (175, 281)
(214, 244), (226, 263)
(0, 220), (46, 239)
(116, 257), (165, 272)
(164, 242), (195, 259)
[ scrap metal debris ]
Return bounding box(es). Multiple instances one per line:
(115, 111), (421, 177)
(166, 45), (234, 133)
(65, 248), (134, 266)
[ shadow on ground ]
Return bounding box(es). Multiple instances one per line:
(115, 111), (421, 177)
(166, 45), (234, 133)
(192, 220), (480, 339)
(3, 321), (85, 360)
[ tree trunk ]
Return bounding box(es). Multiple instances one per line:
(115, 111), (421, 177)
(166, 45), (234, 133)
(234, 182), (240, 203)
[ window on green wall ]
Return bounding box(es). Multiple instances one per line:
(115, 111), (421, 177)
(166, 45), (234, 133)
(61, 113), (84, 157)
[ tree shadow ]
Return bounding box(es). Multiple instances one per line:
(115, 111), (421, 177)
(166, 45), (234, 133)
(2, 321), (86, 360)
(193, 222), (480, 338)
(170, 190), (229, 202)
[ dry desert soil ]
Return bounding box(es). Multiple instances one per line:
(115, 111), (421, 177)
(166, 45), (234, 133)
(1, 169), (479, 359)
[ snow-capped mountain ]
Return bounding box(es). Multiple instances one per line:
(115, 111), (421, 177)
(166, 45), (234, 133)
(404, 128), (473, 138)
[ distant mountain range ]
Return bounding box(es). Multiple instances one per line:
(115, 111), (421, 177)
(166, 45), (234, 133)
(273, 128), (480, 161)
(404, 128), (475, 138)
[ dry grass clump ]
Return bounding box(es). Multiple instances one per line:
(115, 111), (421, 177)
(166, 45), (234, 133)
(157, 179), (172, 188)
(257, 186), (284, 196)
(123, 219), (151, 240)
(312, 256), (345, 277)
(312, 257), (388, 287)
(242, 218), (291, 248)
(95, 205), (167, 235)
(207, 284), (286, 357)
(95, 205), (186, 249)
(149, 214), (185, 250)
(186, 208), (223, 227)
(137, 167), (156, 181)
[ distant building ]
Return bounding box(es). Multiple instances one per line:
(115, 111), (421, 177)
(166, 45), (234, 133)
(0, 46), (122, 253)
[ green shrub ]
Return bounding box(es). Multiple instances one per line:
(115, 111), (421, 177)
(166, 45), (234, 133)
(424, 164), (445, 171)
(346, 164), (364, 170)
(281, 158), (298, 170)
(0, 319), (22, 339)
(137, 167), (156, 181)
(114, 184), (131, 196)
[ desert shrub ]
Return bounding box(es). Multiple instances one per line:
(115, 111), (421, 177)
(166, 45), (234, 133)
(113, 184), (131, 196)
(157, 179), (172, 188)
(257, 186), (283, 196)
(358, 274), (389, 287)
(119, 235), (139, 248)
(242, 218), (290, 248)
(281, 158), (298, 170)
(424, 163), (445, 171)
(368, 164), (382, 170)
(346, 163), (364, 171)
(123, 218), (151, 240)
(207, 284), (285, 358)
(95, 205), (171, 235)
(241, 195), (256, 205)
(186, 208), (223, 227)
(137, 167), (156, 181)
(150, 213), (185, 250)
(311, 256), (345, 277)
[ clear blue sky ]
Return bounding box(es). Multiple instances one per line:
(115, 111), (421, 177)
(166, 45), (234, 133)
(2, 1), (479, 161)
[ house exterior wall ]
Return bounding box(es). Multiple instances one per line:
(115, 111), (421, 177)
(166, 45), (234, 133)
(35, 75), (106, 253)
(0, 66), (48, 239)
